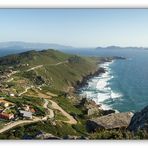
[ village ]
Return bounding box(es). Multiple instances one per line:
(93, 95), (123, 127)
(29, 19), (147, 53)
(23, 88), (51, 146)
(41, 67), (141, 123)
(0, 67), (35, 120)
(0, 97), (36, 121)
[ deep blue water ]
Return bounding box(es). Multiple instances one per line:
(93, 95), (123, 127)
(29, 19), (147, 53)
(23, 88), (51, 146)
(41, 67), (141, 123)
(76, 48), (148, 112)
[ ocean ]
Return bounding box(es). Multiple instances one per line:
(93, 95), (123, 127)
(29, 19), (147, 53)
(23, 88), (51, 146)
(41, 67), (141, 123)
(76, 48), (148, 113)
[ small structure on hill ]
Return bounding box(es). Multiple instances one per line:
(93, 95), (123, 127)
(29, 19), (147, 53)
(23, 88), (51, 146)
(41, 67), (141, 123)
(0, 113), (14, 120)
(19, 110), (33, 119)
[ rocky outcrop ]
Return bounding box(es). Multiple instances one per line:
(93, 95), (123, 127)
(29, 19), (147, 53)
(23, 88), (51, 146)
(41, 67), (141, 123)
(87, 112), (133, 132)
(87, 108), (99, 116)
(36, 133), (60, 139)
(75, 67), (106, 90)
(78, 98), (115, 117)
(63, 135), (88, 140)
(128, 105), (148, 132)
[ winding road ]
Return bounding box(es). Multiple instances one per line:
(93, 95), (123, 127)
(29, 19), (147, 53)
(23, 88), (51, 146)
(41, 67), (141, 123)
(0, 99), (51, 134)
(32, 89), (77, 124)
(49, 100), (77, 124)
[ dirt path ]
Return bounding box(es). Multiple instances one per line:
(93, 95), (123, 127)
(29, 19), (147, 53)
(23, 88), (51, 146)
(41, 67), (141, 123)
(18, 86), (34, 96)
(27, 65), (43, 72)
(34, 90), (77, 124)
(26, 60), (68, 72)
(49, 60), (68, 66)
(7, 71), (19, 77)
(43, 99), (54, 119)
(0, 117), (43, 134)
(29, 89), (77, 125)
(49, 100), (77, 124)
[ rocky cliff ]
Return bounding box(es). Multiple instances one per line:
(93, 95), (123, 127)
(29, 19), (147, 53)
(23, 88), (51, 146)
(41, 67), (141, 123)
(128, 105), (148, 132)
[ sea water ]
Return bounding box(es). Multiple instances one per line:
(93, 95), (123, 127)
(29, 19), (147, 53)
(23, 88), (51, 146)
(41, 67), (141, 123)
(78, 48), (148, 112)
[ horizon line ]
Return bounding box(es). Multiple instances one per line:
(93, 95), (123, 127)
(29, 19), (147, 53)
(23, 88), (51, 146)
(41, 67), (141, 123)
(0, 40), (148, 49)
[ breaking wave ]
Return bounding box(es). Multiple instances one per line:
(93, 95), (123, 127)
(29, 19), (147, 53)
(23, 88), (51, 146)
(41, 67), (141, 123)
(80, 61), (123, 110)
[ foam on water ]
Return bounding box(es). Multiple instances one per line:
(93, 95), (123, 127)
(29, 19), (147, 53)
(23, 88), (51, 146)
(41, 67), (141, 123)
(80, 61), (123, 111)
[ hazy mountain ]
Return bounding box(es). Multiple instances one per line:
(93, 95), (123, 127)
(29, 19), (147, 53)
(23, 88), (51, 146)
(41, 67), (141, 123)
(0, 41), (77, 57)
(0, 41), (75, 50)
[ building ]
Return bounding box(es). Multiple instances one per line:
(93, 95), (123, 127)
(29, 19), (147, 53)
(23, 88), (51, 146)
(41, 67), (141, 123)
(30, 108), (35, 113)
(0, 113), (14, 120)
(0, 100), (14, 108)
(22, 105), (30, 111)
(19, 110), (33, 119)
(10, 93), (15, 97)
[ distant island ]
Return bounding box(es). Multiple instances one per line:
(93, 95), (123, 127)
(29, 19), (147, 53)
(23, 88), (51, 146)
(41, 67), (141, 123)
(96, 45), (148, 50)
(0, 41), (148, 57)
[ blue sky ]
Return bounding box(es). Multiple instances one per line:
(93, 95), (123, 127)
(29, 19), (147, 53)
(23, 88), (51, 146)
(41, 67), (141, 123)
(0, 9), (148, 47)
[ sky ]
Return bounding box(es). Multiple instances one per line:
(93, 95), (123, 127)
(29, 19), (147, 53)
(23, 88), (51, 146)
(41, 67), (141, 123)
(0, 9), (148, 47)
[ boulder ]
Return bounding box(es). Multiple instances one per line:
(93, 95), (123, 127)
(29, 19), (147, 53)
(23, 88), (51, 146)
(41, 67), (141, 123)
(128, 105), (148, 132)
(87, 112), (133, 132)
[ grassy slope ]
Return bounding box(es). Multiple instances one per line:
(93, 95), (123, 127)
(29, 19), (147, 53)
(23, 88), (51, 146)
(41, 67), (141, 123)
(0, 49), (99, 91)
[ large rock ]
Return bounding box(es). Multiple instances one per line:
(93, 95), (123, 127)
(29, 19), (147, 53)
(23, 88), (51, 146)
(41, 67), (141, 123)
(87, 112), (133, 132)
(128, 105), (148, 132)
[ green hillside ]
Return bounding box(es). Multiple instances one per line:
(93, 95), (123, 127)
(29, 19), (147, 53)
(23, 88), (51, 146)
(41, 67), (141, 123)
(0, 49), (100, 93)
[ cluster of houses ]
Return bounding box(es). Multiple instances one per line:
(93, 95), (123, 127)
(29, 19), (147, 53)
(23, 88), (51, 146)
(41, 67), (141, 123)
(0, 98), (15, 120)
(0, 97), (36, 121)
(0, 64), (39, 121)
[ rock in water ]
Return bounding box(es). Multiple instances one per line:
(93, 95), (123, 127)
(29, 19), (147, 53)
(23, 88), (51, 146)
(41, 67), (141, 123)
(87, 112), (133, 132)
(128, 105), (148, 132)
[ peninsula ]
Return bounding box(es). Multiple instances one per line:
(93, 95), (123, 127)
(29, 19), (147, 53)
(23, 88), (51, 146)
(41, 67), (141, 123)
(0, 49), (147, 140)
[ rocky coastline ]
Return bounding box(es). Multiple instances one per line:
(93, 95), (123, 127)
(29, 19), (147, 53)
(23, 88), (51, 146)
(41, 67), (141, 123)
(72, 56), (138, 132)
(75, 67), (106, 91)
(74, 56), (126, 93)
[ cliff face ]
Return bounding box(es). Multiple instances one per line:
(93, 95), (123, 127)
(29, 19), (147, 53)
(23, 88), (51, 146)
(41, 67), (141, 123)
(75, 67), (106, 91)
(128, 105), (148, 132)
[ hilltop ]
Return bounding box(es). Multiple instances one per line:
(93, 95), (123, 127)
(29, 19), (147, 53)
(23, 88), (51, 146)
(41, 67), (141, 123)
(0, 49), (104, 95)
